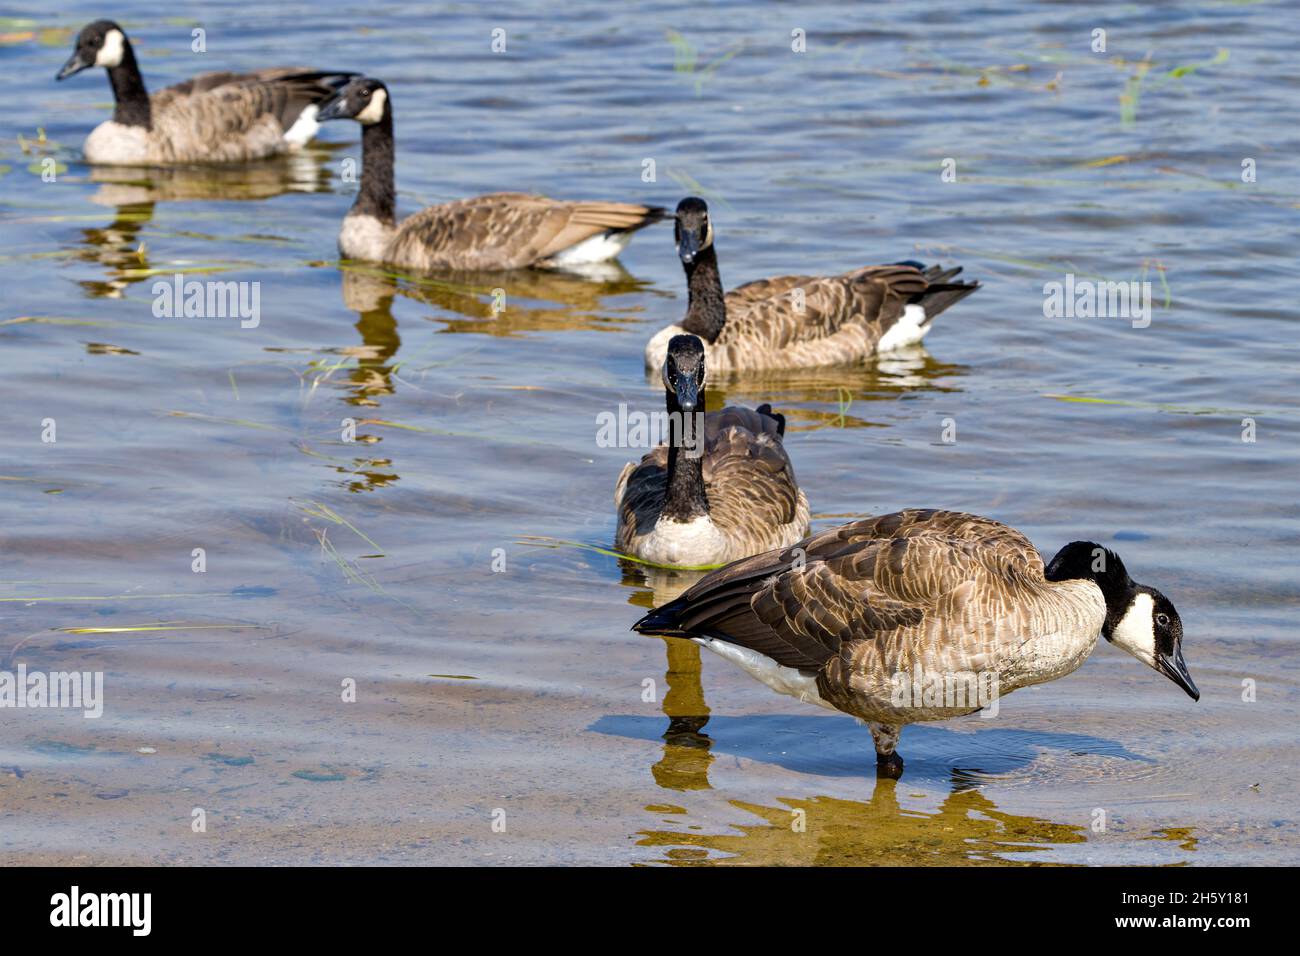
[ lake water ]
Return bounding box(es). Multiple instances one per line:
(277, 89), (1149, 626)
(1, 1), (1297, 865)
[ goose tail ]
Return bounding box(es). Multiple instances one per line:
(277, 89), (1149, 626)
(754, 403), (786, 437)
(620, 205), (670, 234)
(904, 263), (981, 325)
(632, 597), (691, 638)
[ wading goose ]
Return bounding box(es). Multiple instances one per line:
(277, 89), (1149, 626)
(56, 20), (356, 165)
(634, 509), (1198, 776)
(615, 334), (810, 567)
(646, 198), (981, 373)
(316, 77), (666, 271)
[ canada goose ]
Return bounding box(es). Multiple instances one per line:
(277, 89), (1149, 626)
(316, 77), (666, 271)
(615, 334), (810, 567)
(634, 509), (1198, 776)
(56, 20), (355, 165)
(645, 198), (981, 373)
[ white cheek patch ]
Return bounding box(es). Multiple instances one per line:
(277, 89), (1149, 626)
(1111, 591), (1156, 666)
(355, 89), (387, 125)
(702, 219), (714, 249)
(96, 29), (125, 68)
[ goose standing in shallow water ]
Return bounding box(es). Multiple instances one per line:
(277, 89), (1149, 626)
(646, 198), (981, 373)
(634, 509), (1198, 776)
(615, 335), (810, 567)
(316, 77), (666, 271)
(56, 20), (356, 165)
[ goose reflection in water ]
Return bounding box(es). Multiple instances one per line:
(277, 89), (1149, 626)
(653, 345), (967, 433)
(346, 261), (658, 337)
(637, 780), (1091, 866)
(622, 566), (714, 793)
(339, 269), (402, 408)
(73, 149), (336, 300)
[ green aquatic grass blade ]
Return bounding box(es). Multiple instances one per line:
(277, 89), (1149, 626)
(294, 498), (384, 554)
(1046, 393), (1264, 416)
(665, 169), (730, 209)
(516, 535), (727, 572)
(166, 410), (288, 432)
(357, 417), (561, 448)
(56, 622), (268, 634)
(666, 30), (697, 74)
(1, 315), (118, 327)
(310, 527), (410, 607)
(117, 263), (243, 279)
(0, 592), (207, 603)
(1160, 48), (1229, 82)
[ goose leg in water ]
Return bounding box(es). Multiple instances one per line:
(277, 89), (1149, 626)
(870, 722), (904, 778)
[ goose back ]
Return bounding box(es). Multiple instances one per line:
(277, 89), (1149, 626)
(637, 509), (1106, 722)
(85, 69), (354, 164)
(381, 194), (665, 271)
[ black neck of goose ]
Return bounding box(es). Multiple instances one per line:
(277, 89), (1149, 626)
(662, 390), (709, 522)
(107, 43), (151, 129)
(681, 244), (725, 343)
(1044, 541), (1136, 638)
(355, 111), (396, 224)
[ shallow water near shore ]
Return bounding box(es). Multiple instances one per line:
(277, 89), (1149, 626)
(1, 1), (1298, 865)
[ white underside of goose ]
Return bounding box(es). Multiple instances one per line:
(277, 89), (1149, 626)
(339, 212), (395, 260)
(633, 515), (729, 567)
(875, 303), (930, 353)
(282, 104), (319, 148)
(544, 230), (632, 266)
(83, 122), (150, 164)
(695, 638), (835, 711)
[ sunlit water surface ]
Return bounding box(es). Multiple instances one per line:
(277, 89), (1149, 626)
(1, 1), (1297, 864)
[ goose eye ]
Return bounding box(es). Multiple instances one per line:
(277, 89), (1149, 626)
(1156, 613), (1170, 627)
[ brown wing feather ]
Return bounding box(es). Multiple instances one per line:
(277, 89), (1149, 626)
(389, 194), (662, 271)
(615, 444), (670, 546)
(640, 510), (1044, 674)
(700, 411), (802, 535)
(720, 265), (927, 352)
(149, 69), (355, 163)
(725, 274), (814, 309)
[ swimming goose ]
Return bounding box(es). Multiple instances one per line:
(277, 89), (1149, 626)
(615, 334), (810, 567)
(645, 198), (981, 373)
(316, 77), (666, 271)
(56, 20), (355, 165)
(634, 509), (1198, 776)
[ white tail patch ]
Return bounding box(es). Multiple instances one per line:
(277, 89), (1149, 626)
(548, 230), (631, 266)
(282, 104), (320, 148)
(696, 638), (834, 710)
(876, 303), (930, 353)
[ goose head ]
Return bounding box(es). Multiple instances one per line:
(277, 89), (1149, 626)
(319, 77), (390, 126)
(1046, 541), (1199, 701)
(57, 19), (128, 80)
(674, 197), (714, 266)
(662, 334), (705, 413)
